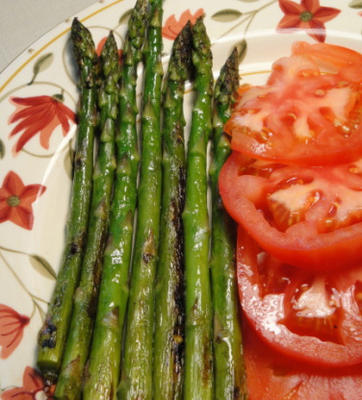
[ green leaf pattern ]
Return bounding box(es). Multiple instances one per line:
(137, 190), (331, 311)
(28, 53), (54, 85)
(29, 254), (57, 280)
(212, 9), (243, 22)
(349, 0), (362, 8)
(119, 9), (132, 25)
(0, 139), (5, 159)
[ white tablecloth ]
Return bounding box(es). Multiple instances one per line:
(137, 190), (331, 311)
(0, 0), (96, 72)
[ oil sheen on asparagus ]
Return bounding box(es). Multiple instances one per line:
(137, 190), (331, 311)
(37, 18), (99, 383)
(118, 0), (163, 398)
(210, 43), (248, 400)
(83, 1), (149, 398)
(153, 22), (192, 400)
(54, 31), (119, 400)
(182, 17), (214, 400)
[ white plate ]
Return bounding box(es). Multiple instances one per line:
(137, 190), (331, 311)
(0, 0), (360, 394)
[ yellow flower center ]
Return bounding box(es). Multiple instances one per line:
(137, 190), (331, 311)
(7, 195), (20, 207)
(300, 11), (313, 22)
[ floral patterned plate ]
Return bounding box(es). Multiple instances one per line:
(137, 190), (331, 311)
(0, 0), (361, 396)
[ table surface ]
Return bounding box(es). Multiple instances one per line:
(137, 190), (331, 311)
(0, 0), (96, 73)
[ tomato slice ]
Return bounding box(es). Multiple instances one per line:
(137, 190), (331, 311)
(219, 151), (362, 270)
(243, 320), (362, 400)
(236, 226), (362, 367)
(293, 41), (362, 84)
(225, 41), (362, 166)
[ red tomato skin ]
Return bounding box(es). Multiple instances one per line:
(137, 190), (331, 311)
(219, 151), (362, 271)
(243, 320), (362, 400)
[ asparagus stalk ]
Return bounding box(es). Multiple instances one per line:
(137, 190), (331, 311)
(153, 22), (192, 400)
(37, 18), (99, 383)
(210, 43), (248, 400)
(83, 1), (149, 398)
(182, 17), (214, 400)
(54, 31), (119, 399)
(118, 0), (163, 398)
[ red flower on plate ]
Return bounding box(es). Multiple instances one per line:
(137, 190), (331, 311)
(1, 366), (55, 399)
(0, 304), (30, 359)
(162, 8), (204, 40)
(0, 171), (46, 230)
(96, 36), (123, 61)
(8, 95), (76, 154)
(277, 0), (340, 42)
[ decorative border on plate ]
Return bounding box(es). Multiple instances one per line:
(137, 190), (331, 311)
(0, 0), (125, 95)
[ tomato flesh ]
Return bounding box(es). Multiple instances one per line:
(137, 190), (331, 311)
(236, 226), (362, 367)
(221, 41), (362, 395)
(219, 151), (362, 270)
(243, 320), (362, 400)
(225, 41), (362, 166)
(293, 41), (362, 84)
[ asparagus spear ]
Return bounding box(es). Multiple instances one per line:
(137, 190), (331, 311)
(118, 0), (163, 398)
(210, 43), (248, 400)
(54, 31), (119, 399)
(37, 18), (99, 383)
(83, 1), (149, 398)
(182, 17), (214, 400)
(153, 22), (192, 400)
